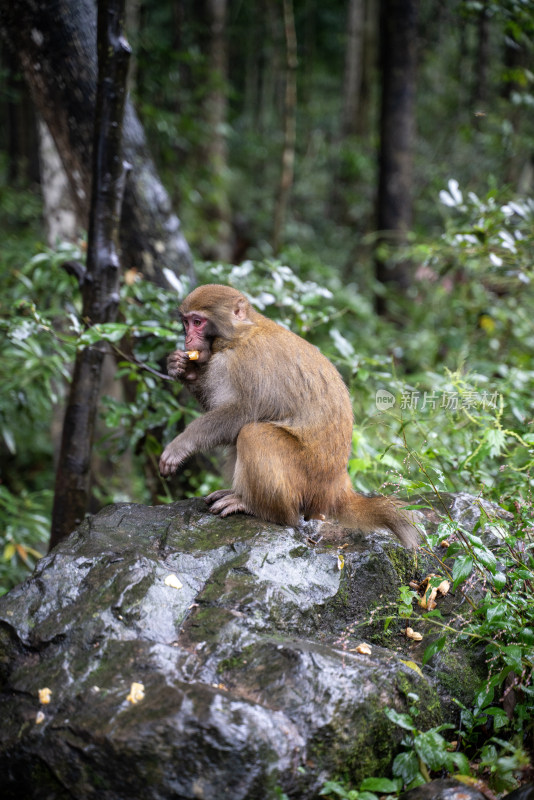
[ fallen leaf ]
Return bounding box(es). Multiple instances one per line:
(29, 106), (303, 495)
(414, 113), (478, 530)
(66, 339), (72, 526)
(419, 586), (438, 610)
(400, 660), (424, 677)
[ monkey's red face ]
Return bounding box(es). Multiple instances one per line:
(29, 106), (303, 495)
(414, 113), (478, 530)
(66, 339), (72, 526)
(181, 312), (213, 363)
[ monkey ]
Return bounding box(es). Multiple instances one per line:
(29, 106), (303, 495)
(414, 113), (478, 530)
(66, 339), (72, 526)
(159, 284), (420, 548)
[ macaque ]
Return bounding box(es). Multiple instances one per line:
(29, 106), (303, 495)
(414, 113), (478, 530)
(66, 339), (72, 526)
(159, 284), (419, 548)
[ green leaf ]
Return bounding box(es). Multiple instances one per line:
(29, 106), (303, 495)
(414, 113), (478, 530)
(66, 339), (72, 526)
(502, 644), (523, 672)
(519, 627), (534, 646)
(422, 635), (446, 665)
(452, 554), (473, 589)
(360, 777), (398, 793)
(450, 751), (471, 775)
(465, 532), (484, 547)
(486, 428), (506, 457)
(483, 706), (510, 731)
(473, 545), (497, 574)
(330, 328), (355, 359)
(319, 780), (354, 798)
(486, 604), (505, 623)
(78, 323), (129, 346)
(96, 323), (130, 342)
(414, 730), (449, 771)
(493, 571), (506, 590)
(392, 751), (421, 784)
(384, 707), (416, 732)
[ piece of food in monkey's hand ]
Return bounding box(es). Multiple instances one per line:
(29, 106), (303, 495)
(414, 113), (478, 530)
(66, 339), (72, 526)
(187, 350), (200, 360)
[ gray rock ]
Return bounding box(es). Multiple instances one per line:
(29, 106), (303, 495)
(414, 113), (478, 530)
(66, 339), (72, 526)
(399, 777), (487, 800)
(0, 494), (507, 799)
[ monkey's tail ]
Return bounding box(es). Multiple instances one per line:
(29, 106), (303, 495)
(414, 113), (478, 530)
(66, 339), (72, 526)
(336, 490), (421, 549)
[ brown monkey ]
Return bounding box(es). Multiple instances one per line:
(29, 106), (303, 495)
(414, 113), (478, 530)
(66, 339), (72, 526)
(159, 284), (419, 547)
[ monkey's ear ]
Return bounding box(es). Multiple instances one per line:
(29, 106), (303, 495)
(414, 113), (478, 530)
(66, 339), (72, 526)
(233, 297), (249, 321)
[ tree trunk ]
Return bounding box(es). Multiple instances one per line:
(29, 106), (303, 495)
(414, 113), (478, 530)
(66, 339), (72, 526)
(272, 0), (297, 255)
(341, 0), (365, 138)
(356, 0), (379, 138)
(375, 0), (418, 303)
(3, 48), (40, 185)
(472, 6), (491, 113)
(0, 0), (194, 288)
(202, 0), (232, 261)
(50, 0), (130, 550)
(38, 118), (79, 246)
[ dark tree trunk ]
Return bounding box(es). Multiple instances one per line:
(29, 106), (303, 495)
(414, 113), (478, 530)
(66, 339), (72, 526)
(341, 0), (365, 139)
(202, 0), (231, 261)
(472, 6), (491, 112)
(375, 0), (418, 304)
(50, 0), (130, 550)
(272, 0), (297, 255)
(357, 0), (379, 138)
(0, 0), (194, 287)
(3, 49), (40, 185)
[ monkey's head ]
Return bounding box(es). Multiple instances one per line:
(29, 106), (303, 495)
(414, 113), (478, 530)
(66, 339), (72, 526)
(179, 284), (253, 357)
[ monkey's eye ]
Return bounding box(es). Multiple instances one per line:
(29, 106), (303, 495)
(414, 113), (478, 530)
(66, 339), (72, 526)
(192, 317), (204, 327)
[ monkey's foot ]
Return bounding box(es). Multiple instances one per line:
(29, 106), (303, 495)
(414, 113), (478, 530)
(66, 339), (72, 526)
(205, 489), (233, 505)
(206, 491), (251, 518)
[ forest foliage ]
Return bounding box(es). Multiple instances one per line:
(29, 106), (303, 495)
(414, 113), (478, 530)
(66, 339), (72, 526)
(0, 0), (534, 792)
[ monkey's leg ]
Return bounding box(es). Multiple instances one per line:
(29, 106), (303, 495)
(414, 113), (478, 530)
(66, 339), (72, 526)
(211, 422), (304, 526)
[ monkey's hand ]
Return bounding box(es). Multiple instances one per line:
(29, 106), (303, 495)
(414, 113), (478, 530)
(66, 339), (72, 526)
(167, 350), (198, 382)
(159, 439), (189, 476)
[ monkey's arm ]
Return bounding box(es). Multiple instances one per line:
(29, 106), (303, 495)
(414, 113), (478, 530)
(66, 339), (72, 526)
(167, 349), (204, 383)
(159, 404), (245, 476)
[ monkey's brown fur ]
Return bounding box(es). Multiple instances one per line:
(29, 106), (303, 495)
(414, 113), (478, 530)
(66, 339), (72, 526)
(159, 284), (419, 548)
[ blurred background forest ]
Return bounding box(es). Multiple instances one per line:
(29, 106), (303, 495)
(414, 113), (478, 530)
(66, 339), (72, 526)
(1, 0), (534, 588)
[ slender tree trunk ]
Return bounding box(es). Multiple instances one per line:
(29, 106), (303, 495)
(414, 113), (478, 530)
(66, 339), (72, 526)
(4, 49), (39, 185)
(50, 0), (131, 550)
(375, 0), (418, 305)
(202, 0), (232, 261)
(0, 0), (194, 288)
(261, 1), (284, 136)
(341, 0), (365, 138)
(125, 0), (140, 93)
(272, 0), (297, 255)
(356, 0), (379, 138)
(472, 6), (491, 113)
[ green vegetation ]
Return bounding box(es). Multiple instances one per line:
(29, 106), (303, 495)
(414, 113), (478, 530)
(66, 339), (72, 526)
(1, 0), (533, 793)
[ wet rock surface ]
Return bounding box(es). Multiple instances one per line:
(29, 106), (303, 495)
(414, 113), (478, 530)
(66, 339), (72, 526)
(0, 494), (509, 799)
(399, 777), (488, 800)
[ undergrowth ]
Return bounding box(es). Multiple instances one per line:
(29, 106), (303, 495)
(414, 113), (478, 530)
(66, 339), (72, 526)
(0, 182), (533, 795)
